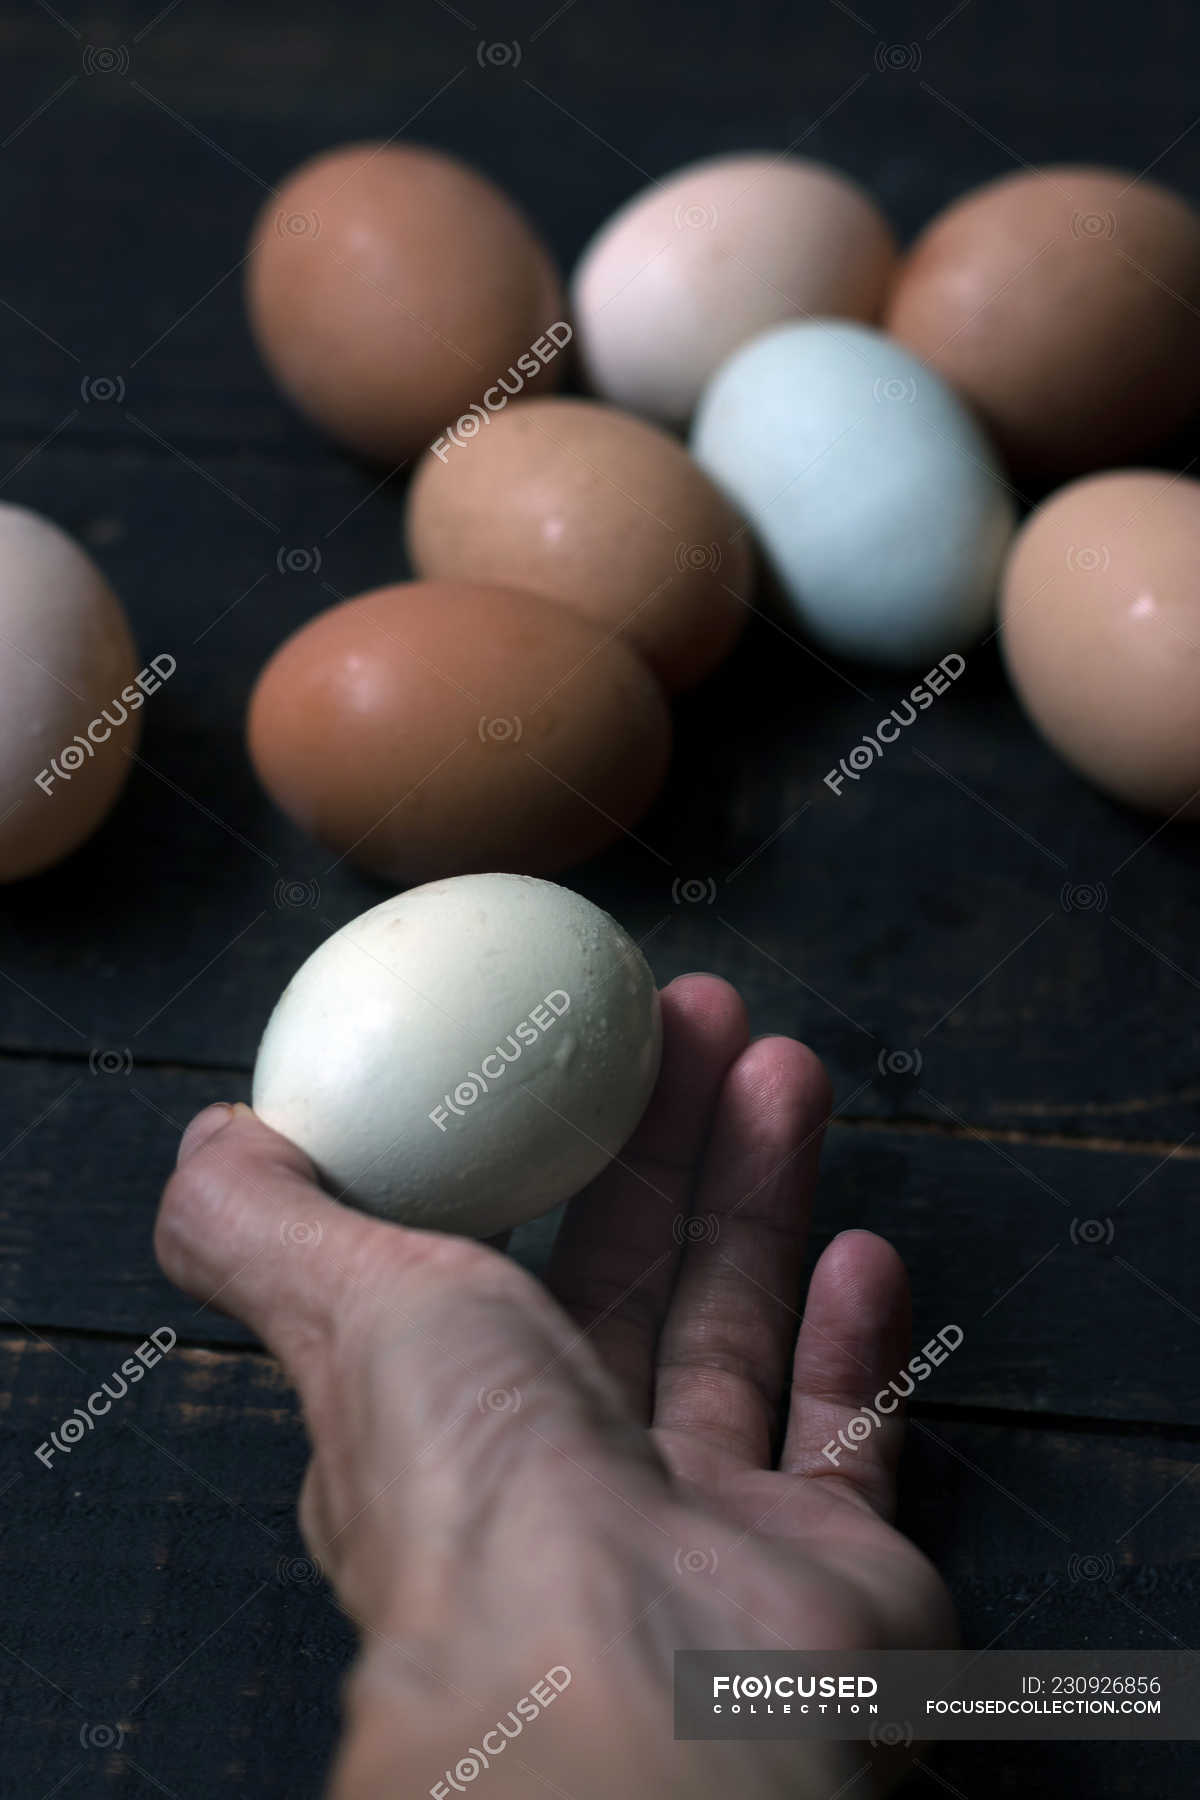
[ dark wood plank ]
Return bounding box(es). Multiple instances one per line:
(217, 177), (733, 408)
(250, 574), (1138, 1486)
(3, 1060), (1199, 1428)
(0, 1331), (1196, 1799)
(898, 1415), (1200, 1797)
(0, 1333), (348, 1799)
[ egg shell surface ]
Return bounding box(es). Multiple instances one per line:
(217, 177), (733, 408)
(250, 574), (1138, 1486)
(246, 579), (672, 883)
(1001, 469), (1200, 819)
(252, 872), (663, 1235)
(572, 153), (896, 429)
(885, 166), (1200, 481)
(405, 396), (753, 691)
(0, 503), (141, 881)
(690, 320), (1016, 666)
(247, 142), (567, 463)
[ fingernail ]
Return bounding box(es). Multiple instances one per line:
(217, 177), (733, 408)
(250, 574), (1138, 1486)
(177, 1103), (234, 1167)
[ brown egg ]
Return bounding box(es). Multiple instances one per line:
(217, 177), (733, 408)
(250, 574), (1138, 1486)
(405, 398), (753, 691)
(246, 143), (568, 463)
(1001, 470), (1200, 818)
(0, 504), (142, 882)
(247, 580), (671, 881)
(886, 167), (1200, 481)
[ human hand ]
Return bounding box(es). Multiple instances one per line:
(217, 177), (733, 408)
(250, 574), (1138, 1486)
(156, 974), (956, 1799)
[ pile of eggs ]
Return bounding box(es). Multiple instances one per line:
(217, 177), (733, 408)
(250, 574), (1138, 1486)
(7, 146), (1200, 888)
(241, 145), (1200, 869)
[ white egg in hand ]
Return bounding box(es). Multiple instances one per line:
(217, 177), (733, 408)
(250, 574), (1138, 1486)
(691, 320), (1017, 666)
(252, 873), (662, 1237)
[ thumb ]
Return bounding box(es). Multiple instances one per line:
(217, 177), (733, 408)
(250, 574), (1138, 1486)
(157, 1104), (647, 1454)
(158, 1105), (672, 1639)
(156, 1102), (388, 1369)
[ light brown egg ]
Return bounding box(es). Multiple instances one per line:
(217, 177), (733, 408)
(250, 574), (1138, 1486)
(246, 143), (568, 463)
(886, 166), (1200, 481)
(572, 153), (897, 429)
(247, 580), (671, 881)
(405, 397), (753, 691)
(0, 504), (141, 881)
(1001, 470), (1200, 818)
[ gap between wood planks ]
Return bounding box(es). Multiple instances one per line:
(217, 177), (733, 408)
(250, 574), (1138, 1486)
(2, 1045), (1194, 1162)
(3, 1327), (1200, 1445)
(829, 1115), (1200, 1162)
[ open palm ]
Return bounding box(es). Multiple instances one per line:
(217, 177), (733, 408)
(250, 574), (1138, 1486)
(157, 973), (956, 1799)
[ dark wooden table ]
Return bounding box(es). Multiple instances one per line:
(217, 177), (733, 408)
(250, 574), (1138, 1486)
(2, 1), (1198, 1793)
